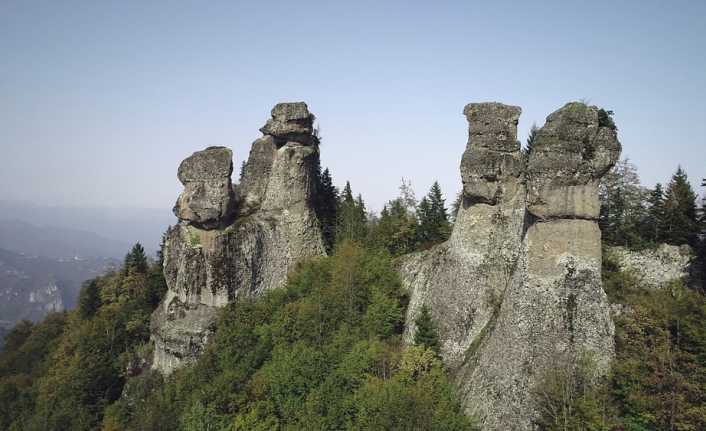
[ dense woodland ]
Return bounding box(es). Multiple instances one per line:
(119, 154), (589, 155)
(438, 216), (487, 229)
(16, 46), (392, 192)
(0, 150), (705, 430)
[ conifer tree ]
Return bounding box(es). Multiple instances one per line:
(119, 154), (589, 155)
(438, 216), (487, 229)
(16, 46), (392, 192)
(417, 182), (451, 245)
(124, 242), (148, 274)
(642, 183), (664, 242)
(661, 167), (699, 246)
(78, 280), (101, 319)
(315, 167), (339, 252)
(414, 304), (440, 354)
(336, 182), (367, 244)
(524, 123), (538, 155)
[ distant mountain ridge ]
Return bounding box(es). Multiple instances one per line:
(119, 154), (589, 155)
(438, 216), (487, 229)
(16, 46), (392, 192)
(0, 219), (130, 260)
(0, 200), (175, 256)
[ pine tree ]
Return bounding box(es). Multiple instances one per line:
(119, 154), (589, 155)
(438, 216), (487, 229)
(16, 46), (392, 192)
(315, 167), (339, 253)
(661, 167), (699, 246)
(417, 182), (451, 245)
(78, 280), (101, 319)
(124, 242), (148, 274)
(524, 123), (539, 155)
(642, 183), (664, 242)
(417, 197), (433, 244)
(414, 305), (440, 354)
(336, 182), (367, 244)
(599, 159), (646, 247)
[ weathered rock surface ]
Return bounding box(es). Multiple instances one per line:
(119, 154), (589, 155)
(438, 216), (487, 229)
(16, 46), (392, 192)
(151, 102), (326, 374)
(399, 101), (620, 430)
(173, 146), (237, 230)
(526, 102), (621, 219)
(259, 101), (316, 145)
(607, 244), (693, 289)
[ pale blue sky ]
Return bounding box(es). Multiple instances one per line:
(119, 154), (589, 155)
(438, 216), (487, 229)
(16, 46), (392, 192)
(1, 0), (704, 213)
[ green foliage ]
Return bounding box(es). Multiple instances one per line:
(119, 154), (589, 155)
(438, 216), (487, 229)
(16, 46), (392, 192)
(315, 167), (339, 253)
(661, 167), (699, 247)
(600, 163), (701, 252)
(370, 198), (419, 256)
(538, 256), (706, 430)
(78, 279), (101, 319)
(336, 182), (369, 244)
(524, 122), (539, 156)
(417, 181), (451, 247)
(0, 245), (168, 431)
(108, 242), (474, 430)
(124, 242), (149, 274)
(414, 305), (441, 355)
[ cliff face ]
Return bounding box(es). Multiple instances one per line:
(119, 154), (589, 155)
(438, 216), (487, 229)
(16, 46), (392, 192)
(399, 102), (621, 430)
(151, 102), (326, 374)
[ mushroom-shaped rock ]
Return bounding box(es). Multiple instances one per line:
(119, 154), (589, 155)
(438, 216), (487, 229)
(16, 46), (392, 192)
(527, 102), (621, 219)
(460, 103), (523, 205)
(259, 102), (315, 145)
(173, 146), (236, 229)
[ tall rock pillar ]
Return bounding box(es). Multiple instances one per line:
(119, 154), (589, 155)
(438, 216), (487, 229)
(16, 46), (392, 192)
(151, 102), (326, 374)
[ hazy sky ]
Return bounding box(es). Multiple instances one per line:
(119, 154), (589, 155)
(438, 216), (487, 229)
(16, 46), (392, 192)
(2, 0), (704, 213)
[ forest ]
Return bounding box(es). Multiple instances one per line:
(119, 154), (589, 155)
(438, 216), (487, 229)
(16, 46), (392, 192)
(0, 157), (704, 431)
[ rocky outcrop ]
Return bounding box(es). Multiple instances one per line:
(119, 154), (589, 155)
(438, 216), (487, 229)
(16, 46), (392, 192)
(173, 146), (237, 230)
(607, 244), (693, 289)
(399, 102), (621, 430)
(151, 102), (326, 374)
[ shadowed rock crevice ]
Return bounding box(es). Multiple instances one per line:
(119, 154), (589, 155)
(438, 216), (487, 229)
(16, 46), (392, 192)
(399, 101), (620, 431)
(151, 102), (326, 374)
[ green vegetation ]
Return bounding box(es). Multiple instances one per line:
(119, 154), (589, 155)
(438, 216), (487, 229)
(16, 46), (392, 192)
(103, 241), (475, 430)
(0, 243), (166, 431)
(535, 255), (706, 430)
(413, 305), (441, 355)
(600, 163), (702, 251)
(0, 242), (474, 430)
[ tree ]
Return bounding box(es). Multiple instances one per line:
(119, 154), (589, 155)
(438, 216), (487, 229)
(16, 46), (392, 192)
(336, 182), (367, 244)
(414, 305), (441, 354)
(124, 242), (148, 274)
(315, 167), (339, 253)
(78, 280), (101, 319)
(599, 159), (647, 248)
(641, 183), (664, 243)
(524, 123), (539, 155)
(370, 181), (420, 256)
(660, 167), (699, 246)
(417, 182), (451, 246)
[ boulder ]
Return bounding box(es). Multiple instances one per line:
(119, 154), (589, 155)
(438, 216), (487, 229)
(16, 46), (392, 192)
(173, 146), (236, 229)
(259, 102), (316, 145)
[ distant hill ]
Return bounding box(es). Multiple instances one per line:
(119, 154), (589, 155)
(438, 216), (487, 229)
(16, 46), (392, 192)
(0, 219), (131, 260)
(0, 200), (175, 256)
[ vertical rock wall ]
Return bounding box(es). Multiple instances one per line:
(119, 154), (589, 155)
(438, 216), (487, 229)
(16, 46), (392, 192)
(151, 102), (326, 374)
(399, 101), (621, 430)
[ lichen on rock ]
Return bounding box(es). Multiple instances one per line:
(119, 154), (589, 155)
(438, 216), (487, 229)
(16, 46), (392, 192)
(398, 101), (621, 430)
(151, 102), (326, 374)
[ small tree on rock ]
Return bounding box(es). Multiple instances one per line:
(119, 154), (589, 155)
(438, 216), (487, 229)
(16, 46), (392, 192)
(414, 304), (441, 355)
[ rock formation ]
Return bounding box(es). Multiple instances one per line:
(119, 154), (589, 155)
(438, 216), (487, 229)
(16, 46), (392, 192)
(399, 101), (621, 430)
(607, 244), (693, 289)
(151, 102), (326, 374)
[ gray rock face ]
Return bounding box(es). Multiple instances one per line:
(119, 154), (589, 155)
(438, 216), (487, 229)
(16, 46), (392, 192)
(173, 146), (237, 230)
(527, 102), (621, 219)
(460, 103), (523, 205)
(151, 103), (326, 374)
(399, 101), (620, 430)
(607, 244), (693, 289)
(259, 102), (316, 145)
